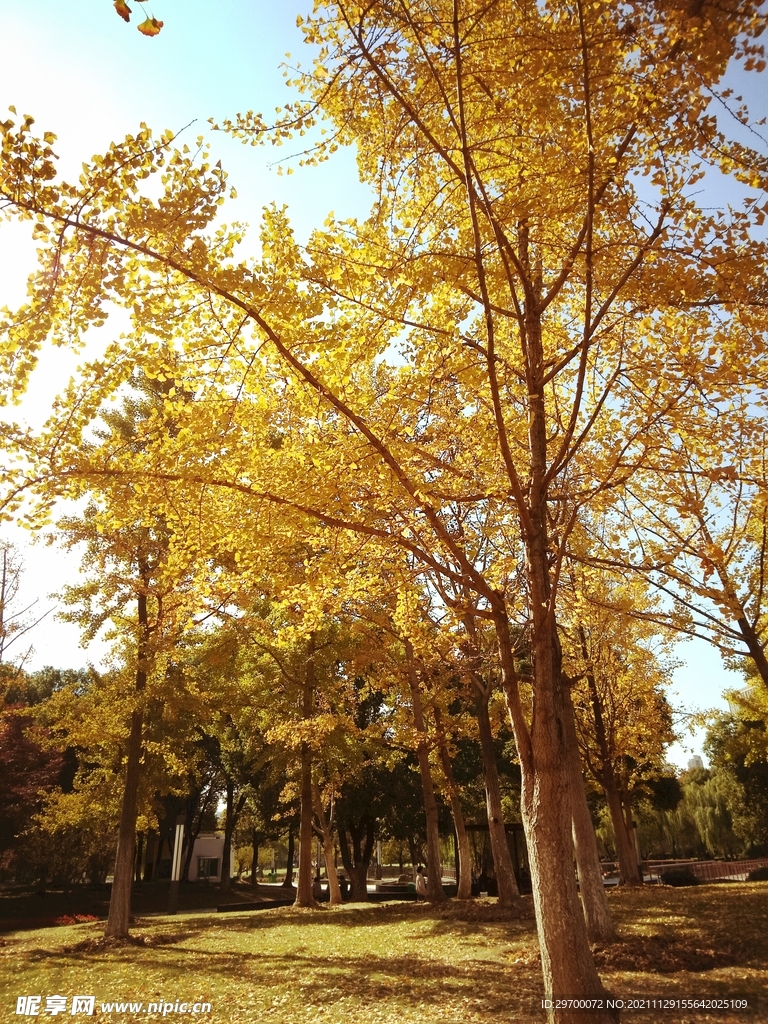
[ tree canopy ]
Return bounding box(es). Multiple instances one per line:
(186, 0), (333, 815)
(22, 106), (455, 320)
(2, 1), (768, 1019)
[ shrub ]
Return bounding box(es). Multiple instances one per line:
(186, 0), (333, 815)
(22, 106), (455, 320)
(747, 865), (768, 882)
(660, 868), (700, 887)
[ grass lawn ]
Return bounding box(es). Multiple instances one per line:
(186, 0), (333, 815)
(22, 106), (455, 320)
(0, 883), (766, 1023)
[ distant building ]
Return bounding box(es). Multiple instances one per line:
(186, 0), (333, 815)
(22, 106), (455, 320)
(727, 685), (758, 715)
(687, 755), (704, 770)
(140, 831), (234, 882)
(187, 833), (235, 882)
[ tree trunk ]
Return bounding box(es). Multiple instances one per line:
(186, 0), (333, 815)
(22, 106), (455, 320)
(105, 706), (143, 937)
(144, 829), (160, 881)
(475, 689), (520, 907)
(348, 861), (368, 900)
(405, 641), (446, 902)
(582, 658), (642, 887)
(105, 580), (149, 940)
(337, 820), (374, 901)
(407, 835), (421, 877)
(434, 706), (472, 899)
(313, 783), (341, 905)
(282, 827), (295, 887)
(134, 832), (144, 883)
(295, 635), (316, 908)
(497, 608), (617, 1024)
(182, 825), (196, 884)
(561, 681), (616, 943)
(605, 785), (640, 885)
(220, 781), (244, 892)
(182, 782), (210, 883)
(706, 540), (768, 687)
(251, 832), (259, 889)
(736, 612), (768, 686)
(321, 827), (342, 905)
(295, 742), (315, 906)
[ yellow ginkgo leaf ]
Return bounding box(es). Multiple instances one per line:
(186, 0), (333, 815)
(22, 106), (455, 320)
(113, 0), (131, 22)
(137, 16), (163, 36)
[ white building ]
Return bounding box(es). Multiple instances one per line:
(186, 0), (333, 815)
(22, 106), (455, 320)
(186, 832), (235, 882)
(727, 686), (758, 715)
(687, 755), (704, 770)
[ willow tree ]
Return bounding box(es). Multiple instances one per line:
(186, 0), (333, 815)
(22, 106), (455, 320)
(3, 0), (768, 1015)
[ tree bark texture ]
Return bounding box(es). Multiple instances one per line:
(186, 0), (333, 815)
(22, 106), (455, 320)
(497, 610), (617, 1024)
(474, 690), (520, 906)
(313, 782), (341, 904)
(560, 682), (616, 942)
(405, 642), (446, 902)
(105, 711), (143, 936)
(434, 706), (472, 899)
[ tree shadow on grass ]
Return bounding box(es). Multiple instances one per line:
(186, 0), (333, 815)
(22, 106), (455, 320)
(21, 943), (546, 1020)
(607, 882), (768, 968)
(14, 900), (545, 1021)
(140, 898), (536, 939)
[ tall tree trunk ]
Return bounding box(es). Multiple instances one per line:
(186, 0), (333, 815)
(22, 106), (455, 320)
(105, 578), (148, 939)
(474, 689), (520, 907)
(405, 641), (446, 902)
(105, 705), (143, 935)
(604, 779), (640, 886)
(497, 609), (616, 1024)
(282, 827), (295, 887)
(434, 706), (472, 899)
(560, 680), (616, 942)
(313, 782), (341, 905)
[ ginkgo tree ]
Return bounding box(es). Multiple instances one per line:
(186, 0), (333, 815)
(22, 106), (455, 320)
(598, 417), (768, 688)
(560, 568), (678, 885)
(3, 0), (768, 1016)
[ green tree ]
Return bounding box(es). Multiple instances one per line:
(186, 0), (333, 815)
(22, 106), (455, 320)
(706, 704), (768, 851)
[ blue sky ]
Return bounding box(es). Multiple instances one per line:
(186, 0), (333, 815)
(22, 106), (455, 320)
(1, 0), (764, 766)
